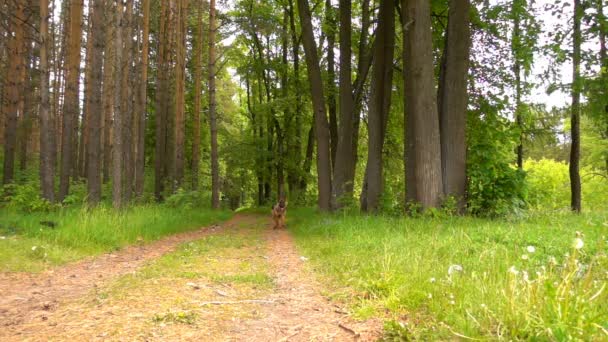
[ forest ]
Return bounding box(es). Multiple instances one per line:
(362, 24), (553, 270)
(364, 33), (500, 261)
(0, 0), (607, 340)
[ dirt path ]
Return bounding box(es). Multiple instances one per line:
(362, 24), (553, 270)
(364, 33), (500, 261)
(0, 214), (380, 341)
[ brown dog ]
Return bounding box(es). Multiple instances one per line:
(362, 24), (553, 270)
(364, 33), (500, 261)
(272, 199), (287, 229)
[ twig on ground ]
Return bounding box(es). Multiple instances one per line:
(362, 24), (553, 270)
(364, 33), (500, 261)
(338, 322), (360, 337)
(199, 299), (276, 306)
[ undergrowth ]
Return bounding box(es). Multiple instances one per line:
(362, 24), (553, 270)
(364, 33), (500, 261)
(0, 204), (231, 272)
(289, 208), (608, 340)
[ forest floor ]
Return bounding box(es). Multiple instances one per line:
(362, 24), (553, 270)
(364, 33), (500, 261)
(0, 214), (381, 341)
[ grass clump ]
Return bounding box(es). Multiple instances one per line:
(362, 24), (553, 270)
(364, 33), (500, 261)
(289, 208), (608, 340)
(0, 204), (231, 272)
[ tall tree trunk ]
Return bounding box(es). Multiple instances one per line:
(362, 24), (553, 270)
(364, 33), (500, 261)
(113, 2), (124, 208)
(209, 0), (220, 209)
(570, 0), (582, 213)
(287, 0), (304, 195)
(79, 3), (95, 179)
(18, 37), (32, 172)
(297, 0), (332, 211)
(598, 0), (607, 175)
(155, 0), (171, 200)
(121, 0), (134, 201)
(361, 0), (395, 212)
(324, 0), (338, 168)
(2, 1), (25, 185)
(331, 0), (355, 209)
(192, 0), (203, 190)
(175, 0), (188, 186)
(512, 0), (524, 169)
(59, 0), (83, 200)
(438, 0), (470, 212)
(102, 0), (115, 184)
(39, 0), (55, 201)
(403, 0), (444, 209)
(86, 0), (104, 204)
(135, 0), (150, 196)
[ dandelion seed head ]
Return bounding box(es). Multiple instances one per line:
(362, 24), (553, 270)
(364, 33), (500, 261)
(509, 266), (519, 275)
(449, 300), (455, 305)
(429, 277), (436, 283)
(32, 246), (37, 251)
(448, 264), (463, 276)
(573, 238), (584, 250)
(527, 246), (536, 253)
(521, 254), (529, 260)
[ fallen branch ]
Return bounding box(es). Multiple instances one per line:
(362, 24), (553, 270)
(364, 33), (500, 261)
(199, 299), (276, 306)
(338, 322), (360, 337)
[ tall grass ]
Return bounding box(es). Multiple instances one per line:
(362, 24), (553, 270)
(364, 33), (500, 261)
(289, 208), (608, 340)
(0, 205), (231, 272)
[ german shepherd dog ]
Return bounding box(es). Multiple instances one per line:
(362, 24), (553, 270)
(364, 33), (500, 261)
(272, 199), (287, 229)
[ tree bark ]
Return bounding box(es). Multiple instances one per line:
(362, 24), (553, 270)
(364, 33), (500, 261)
(2, 1), (26, 185)
(135, 0), (150, 196)
(324, 0), (338, 168)
(403, 0), (444, 209)
(113, 2), (124, 209)
(438, 0), (470, 212)
(121, 0), (134, 201)
(59, 0), (83, 200)
(102, 0), (115, 184)
(209, 0), (220, 208)
(39, 0), (55, 202)
(175, 0), (188, 186)
(155, 0), (171, 200)
(297, 0), (333, 211)
(79, 3), (95, 179)
(192, 0), (203, 190)
(331, 0), (355, 209)
(570, 0), (582, 213)
(362, 0), (395, 212)
(86, 0), (104, 204)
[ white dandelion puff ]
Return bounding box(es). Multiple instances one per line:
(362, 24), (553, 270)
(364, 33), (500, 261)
(32, 246), (37, 251)
(573, 238), (584, 250)
(429, 277), (436, 283)
(521, 254), (529, 260)
(508, 266), (519, 275)
(526, 246), (536, 253)
(448, 264), (463, 276)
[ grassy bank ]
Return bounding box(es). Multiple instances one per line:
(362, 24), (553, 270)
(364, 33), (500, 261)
(289, 208), (608, 340)
(0, 205), (231, 272)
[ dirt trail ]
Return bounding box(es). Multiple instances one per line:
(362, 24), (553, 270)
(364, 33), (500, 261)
(0, 217), (231, 330)
(226, 226), (381, 341)
(0, 214), (380, 341)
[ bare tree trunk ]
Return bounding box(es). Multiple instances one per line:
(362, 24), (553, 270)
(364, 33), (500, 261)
(362, 0), (395, 212)
(297, 0), (332, 211)
(209, 0), (220, 208)
(438, 0), (470, 212)
(570, 0), (582, 213)
(102, 0), (115, 184)
(59, 0), (83, 200)
(18, 37), (32, 172)
(135, 0), (150, 196)
(192, 0), (203, 190)
(331, 0), (355, 209)
(113, 2), (124, 209)
(287, 0), (303, 195)
(121, 0), (134, 201)
(155, 0), (170, 200)
(39, 0), (55, 202)
(2, 1), (25, 185)
(86, 0), (104, 204)
(403, 0), (444, 209)
(324, 0), (338, 168)
(79, 3), (94, 179)
(175, 0), (188, 187)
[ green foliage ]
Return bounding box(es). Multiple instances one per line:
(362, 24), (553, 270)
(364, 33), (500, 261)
(152, 311), (198, 325)
(164, 188), (208, 209)
(467, 99), (527, 216)
(1, 182), (55, 212)
(289, 209), (608, 340)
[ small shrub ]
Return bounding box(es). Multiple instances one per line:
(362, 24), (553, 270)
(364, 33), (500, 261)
(2, 183), (55, 212)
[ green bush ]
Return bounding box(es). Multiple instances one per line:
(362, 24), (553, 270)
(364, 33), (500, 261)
(525, 158), (608, 211)
(1, 182), (55, 212)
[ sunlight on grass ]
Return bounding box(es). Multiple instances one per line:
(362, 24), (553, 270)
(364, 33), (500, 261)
(289, 208), (608, 340)
(0, 205), (231, 272)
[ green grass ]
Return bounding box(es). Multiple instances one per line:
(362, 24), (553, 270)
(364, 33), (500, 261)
(0, 204), (232, 272)
(289, 208), (608, 340)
